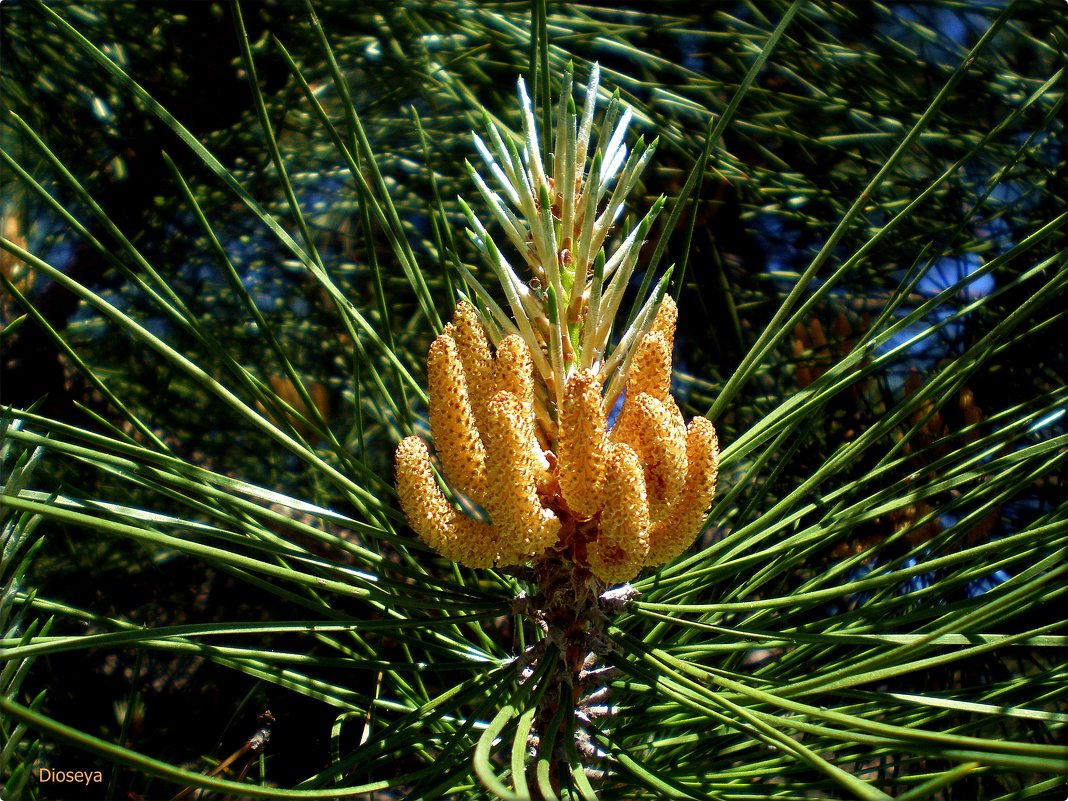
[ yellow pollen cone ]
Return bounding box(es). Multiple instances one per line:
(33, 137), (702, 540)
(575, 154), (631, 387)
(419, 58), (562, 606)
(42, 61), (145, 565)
(427, 333), (489, 504)
(448, 301), (496, 436)
(557, 369), (608, 518)
(484, 390), (561, 564)
(628, 330), (673, 402)
(650, 295), (678, 344)
(494, 334), (535, 409)
(611, 328), (674, 444)
(495, 334), (550, 477)
(613, 393), (687, 522)
(588, 443), (650, 583)
(646, 416), (719, 566)
(394, 436), (499, 568)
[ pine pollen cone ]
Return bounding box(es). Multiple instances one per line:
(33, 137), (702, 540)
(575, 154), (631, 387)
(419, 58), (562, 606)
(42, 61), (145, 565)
(394, 298), (719, 582)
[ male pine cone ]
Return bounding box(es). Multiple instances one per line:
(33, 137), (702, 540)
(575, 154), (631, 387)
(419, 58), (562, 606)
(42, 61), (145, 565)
(395, 297), (719, 583)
